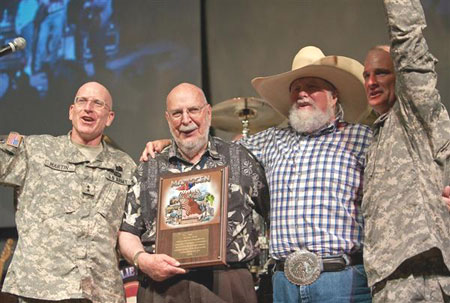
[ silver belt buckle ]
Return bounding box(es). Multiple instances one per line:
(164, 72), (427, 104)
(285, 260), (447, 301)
(284, 250), (321, 286)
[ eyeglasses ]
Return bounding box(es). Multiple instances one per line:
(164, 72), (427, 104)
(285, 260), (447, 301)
(168, 104), (208, 120)
(74, 96), (110, 110)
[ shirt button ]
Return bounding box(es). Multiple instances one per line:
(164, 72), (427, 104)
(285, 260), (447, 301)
(76, 249), (87, 259)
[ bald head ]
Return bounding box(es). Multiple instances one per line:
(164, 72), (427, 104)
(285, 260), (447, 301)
(165, 83), (211, 162)
(166, 83), (207, 110)
(363, 45), (396, 114)
(75, 81), (113, 110)
(70, 81), (115, 146)
(368, 45), (391, 53)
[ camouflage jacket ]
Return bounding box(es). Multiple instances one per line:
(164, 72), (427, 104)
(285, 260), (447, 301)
(120, 136), (270, 264)
(362, 0), (450, 287)
(0, 133), (136, 302)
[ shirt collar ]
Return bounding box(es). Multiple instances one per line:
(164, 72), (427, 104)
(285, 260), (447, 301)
(373, 111), (389, 127)
(168, 136), (219, 164)
(290, 114), (346, 138)
(65, 132), (114, 168)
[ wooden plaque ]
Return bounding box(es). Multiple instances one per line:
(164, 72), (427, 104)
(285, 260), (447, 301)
(156, 166), (228, 268)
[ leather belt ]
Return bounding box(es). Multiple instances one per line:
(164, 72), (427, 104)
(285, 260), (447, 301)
(193, 262), (249, 271)
(275, 252), (363, 272)
(138, 262), (249, 284)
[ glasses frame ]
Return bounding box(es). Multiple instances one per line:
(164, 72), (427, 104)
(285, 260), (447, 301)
(167, 103), (208, 120)
(73, 96), (110, 111)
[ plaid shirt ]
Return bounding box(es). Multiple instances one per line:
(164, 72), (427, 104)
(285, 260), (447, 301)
(240, 118), (372, 260)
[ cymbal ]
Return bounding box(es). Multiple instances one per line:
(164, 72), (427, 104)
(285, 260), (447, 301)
(212, 97), (285, 134)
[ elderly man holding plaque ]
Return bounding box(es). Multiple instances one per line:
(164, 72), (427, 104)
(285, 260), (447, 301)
(118, 83), (270, 303)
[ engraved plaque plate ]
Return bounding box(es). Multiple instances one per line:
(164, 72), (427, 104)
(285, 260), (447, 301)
(172, 228), (209, 259)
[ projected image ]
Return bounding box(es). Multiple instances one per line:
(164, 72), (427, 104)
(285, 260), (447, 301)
(0, 0), (119, 98)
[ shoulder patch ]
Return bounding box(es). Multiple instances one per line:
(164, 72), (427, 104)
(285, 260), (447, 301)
(6, 132), (23, 148)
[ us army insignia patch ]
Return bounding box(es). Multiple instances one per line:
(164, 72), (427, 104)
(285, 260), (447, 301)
(106, 174), (133, 186)
(6, 132), (23, 148)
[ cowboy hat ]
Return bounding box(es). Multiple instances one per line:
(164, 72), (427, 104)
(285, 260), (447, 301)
(251, 46), (373, 124)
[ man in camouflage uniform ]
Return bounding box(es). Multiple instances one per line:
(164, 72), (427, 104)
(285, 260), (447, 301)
(0, 82), (136, 303)
(118, 83), (270, 303)
(362, 0), (450, 301)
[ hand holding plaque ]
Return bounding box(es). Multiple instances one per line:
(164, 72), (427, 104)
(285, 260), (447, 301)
(136, 252), (187, 281)
(156, 166), (228, 268)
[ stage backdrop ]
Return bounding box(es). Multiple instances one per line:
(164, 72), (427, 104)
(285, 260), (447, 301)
(0, 0), (449, 228)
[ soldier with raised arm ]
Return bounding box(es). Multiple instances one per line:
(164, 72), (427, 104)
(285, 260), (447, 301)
(362, 0), (450, 301)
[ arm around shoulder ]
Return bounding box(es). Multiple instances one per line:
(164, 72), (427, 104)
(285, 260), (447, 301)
(140, 139), (171, 162)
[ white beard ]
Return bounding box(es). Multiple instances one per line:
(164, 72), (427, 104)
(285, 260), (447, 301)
(289, 101), (334, 133)
(170, 121), (210, 159)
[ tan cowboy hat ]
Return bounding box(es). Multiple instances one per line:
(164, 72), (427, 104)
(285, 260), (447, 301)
(251, 46), (373, 124)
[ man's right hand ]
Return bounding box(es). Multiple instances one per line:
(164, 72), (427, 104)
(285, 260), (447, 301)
(140, 139), (171, 162)
(137, 252), (187, 281)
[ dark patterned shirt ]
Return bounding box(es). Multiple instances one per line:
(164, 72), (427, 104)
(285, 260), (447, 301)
(120, 136), (270, 263)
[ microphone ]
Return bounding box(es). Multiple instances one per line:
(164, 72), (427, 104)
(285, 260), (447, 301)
(0, 37), (26, 58)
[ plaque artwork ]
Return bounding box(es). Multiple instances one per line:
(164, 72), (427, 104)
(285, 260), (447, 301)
(156, 166), (228, 268)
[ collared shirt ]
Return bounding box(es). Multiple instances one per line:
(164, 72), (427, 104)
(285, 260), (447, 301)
(240, 118), (372, 260)
(0, 133), (136, 303)
(120, 136), (270, 264)
(362, 0), (450, 287)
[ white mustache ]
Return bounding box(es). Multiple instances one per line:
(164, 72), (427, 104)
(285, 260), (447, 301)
(295, 98), (317, 108)
(179, 124), (198, 132)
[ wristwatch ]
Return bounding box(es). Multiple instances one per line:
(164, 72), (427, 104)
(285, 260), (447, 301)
(132, 250), (145, 268)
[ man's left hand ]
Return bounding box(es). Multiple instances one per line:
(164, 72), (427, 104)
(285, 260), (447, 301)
(442, 185), (450, 211)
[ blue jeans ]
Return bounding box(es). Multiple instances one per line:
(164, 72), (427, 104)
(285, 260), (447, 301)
(272, 264), (372, 303)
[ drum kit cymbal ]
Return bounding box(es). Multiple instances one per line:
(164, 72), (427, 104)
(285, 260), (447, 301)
(211, 97), (286, 137)
(212, 97), (284, 276)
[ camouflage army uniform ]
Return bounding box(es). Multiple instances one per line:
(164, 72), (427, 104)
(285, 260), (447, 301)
(0, 133), (136, 303)
(362, 0), (450, 301)
(121, 136), (270, 303)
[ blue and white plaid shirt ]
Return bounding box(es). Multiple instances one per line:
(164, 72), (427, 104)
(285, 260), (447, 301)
(240, 118), (372, 260)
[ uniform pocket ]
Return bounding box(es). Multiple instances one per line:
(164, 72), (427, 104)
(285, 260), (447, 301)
(97, 174), (132, 226)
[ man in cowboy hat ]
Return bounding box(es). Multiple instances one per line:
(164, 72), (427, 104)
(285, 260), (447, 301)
(361, 0), (450, 301)
(241, 46), (373, 302)
(138, 46), (373, 302)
